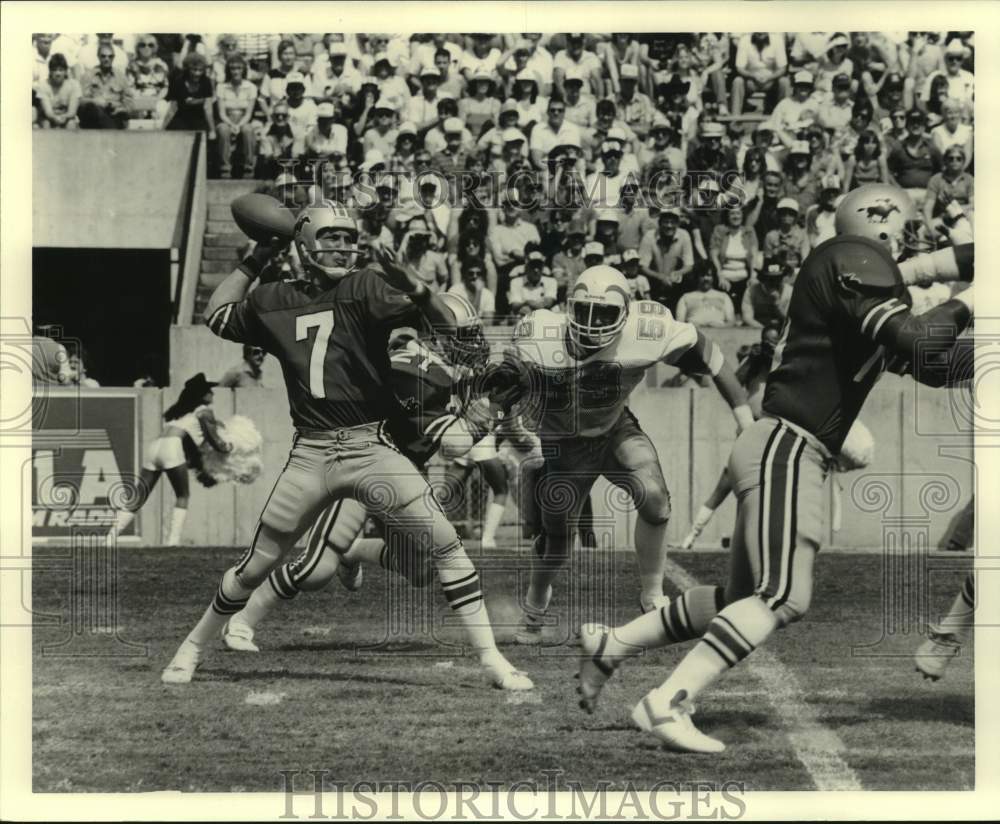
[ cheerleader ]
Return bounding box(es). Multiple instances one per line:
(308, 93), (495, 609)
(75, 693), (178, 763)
(114, 373), (231, 545)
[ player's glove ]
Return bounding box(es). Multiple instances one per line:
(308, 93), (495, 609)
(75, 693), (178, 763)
(239, 237), (286, 284)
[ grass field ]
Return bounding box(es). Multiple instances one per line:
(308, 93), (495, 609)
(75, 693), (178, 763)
(31, 543), (973, 793)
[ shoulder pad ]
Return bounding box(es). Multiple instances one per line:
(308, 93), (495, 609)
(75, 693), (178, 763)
(818, 236), (903, 295)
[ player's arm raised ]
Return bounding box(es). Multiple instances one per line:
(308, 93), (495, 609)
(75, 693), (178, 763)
(204, 240), (277, 343)
(858, 287), (974, 388)
(372, 246), (457, 335)
(897, 242), (973, 286)
(673, 326), (755, 432)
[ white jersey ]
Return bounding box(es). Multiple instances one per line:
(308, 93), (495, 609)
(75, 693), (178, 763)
(509, 302), (723, 437)
(168, 405), (209, 446)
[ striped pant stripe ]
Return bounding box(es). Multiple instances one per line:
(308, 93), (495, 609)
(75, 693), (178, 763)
(292, 500), (342, 585)
(236, 442), (295, 577)
(769, 435), (806, 610)
(756, 423), (787, 592)
(269, 567), (299, 600)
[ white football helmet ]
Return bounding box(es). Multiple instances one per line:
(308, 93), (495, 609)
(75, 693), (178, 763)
(566, 265), (631, 350)
(431, 292), (490, 370)
(293, 201), (360, 281)
(834, 183), (933, 259)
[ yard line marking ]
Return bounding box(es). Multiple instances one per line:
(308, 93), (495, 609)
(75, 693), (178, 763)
(664, 557), (863, 791)
(245, 690), (286, 706)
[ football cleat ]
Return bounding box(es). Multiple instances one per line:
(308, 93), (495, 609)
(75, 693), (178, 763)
(631, 689), (725, 753)
(481, 650), (534, 691)
(161, 639), (203, 685)
(577, 623), (617, 714)
(515, 590), (551, 645)
(481, 536), (497, 550)
(336, 557), (364, 592)
(914, 631), (961, 681)
(222, 618), (259, 653)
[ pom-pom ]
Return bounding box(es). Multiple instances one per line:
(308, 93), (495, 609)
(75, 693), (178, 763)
(836, 419), (874, 472)
(198, 415), (264, 485)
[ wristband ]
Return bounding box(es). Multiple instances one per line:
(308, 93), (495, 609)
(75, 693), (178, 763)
(410, 282), (431, 304)
(238, 255), (265, 281)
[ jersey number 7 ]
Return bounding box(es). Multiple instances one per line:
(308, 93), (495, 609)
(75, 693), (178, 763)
(296, 310), (335, 398)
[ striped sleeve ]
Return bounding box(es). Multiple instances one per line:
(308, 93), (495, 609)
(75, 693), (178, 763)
(205, 297), (264, 344)
(857, 297), (908, 342)
(669, 323), (726, 379)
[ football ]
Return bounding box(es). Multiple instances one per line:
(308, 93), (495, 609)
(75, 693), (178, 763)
(230, 193), (297, 243)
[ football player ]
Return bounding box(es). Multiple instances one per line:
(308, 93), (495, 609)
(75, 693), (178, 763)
(162, 203), (527, 690)
(485, 264), (755, 640)
(220, 297), (533, 690)
(576, 183), (974, 752)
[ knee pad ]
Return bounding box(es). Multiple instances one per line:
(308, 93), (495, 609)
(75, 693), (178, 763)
(307, 498), (368, 556)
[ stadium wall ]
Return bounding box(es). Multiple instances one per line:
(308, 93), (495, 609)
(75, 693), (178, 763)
(37, 381), (972, 551)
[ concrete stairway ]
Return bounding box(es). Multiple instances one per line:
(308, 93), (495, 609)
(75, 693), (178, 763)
(193, 180), (261, 323)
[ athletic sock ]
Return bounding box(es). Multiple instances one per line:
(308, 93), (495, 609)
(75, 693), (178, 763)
(649, 595), (778, 711)
(604, 586), (725, 660)
(482, 501), (505, 543)
(166, 506), (188, 546)
(236, 571), (297, 631)
(434, 542), (497, 655)
(634, 517), (669, 610)
(938, 572), (975, 644)
(187, 567), (252, 646)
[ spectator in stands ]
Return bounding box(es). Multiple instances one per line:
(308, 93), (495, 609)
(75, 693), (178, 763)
(235, 33), (278, 86)
(530, 97), (582, 170)
(560, 68), (595, 129)
(411, 34), (463, 78)
(874, 73), (908, 125)
(686, 121), (732, 183)
(357, 194), (396, 258)
(730, 147), (768, 205)
(264, 40), (312, 106)
(638, 207), (694, 310)
(510, 70), (546, 130)
(730, 32), (789, 115)
(621, 249), (651, 300)
(616, 180), (656, 250)
(508, 250), (558, 316)
(132, 353), (162, 388)
(78, 41), (133, 129)
(210, 35), (241, 83)
(305, 101), (349, 168)
(582, 240), (605, 268)
(592, 209), (623, 261)
(257, 103), (296, 178)
(771, 70), (819, 152)
(585, 141), (630, 210)
(400, 216), (449, 292)
(553, 33), (603, 98)
(32, 326), (72, 387)
(33, 33), (54, 83)
(638, 114), (685, 177)
(431, 117), (470, 178)
(424, 98), (474, 155)
(461, 33), (503, 85)
(449, 259), (496, 324)
(933, 39), (974, 107)
(763, 197), (810, 261)
(460, 72), (502, 138)
(162, 52), (214, 137)
(216, 55), (258, 178)
(613, 63), (654, 140)
(816, 72), (855, 136)
(709, 204), (759, 310)
(432, 47), (466, 99)
(371, 55), (412, 116)
(126, 35), (170, 122)
(750, 169), (786, 244)
(67, 344), (100, 387)
(887, 109), (940, 205)
(407, 67), (446, 131)
(930, 98), (973, 169)
(920, 73), (952, 128)
(35, 53), (80, 129)
(814, 33), (855, 98)
(77, 33), (130, 76)
(489, 198), (541, 275)
(782, 140), (821, 212)
(804, 125), (846, 182)
(552, 219), (588, 284)
(844, 129), (892, 190)
(734, 123), (782, 176)
(833, 98), (881, 162)
(675, 262), (735, 327)
(450, 230), (499, 293)
(283, 73), (319, 154)
(923, 147), (974, 240)
(314, 41), (362, 101)
(742, 257), (793, 328)
(219, 344), (267, 388)
(804, 178), (843, 248)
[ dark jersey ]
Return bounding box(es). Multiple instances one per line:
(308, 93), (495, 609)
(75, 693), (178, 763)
(207, 269), (419, 430)
(763, 235), (971, 452)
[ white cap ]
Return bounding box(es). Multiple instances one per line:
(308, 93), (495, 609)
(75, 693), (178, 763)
(360, 149), (386, 171)
(329, 42), (349, 56)
(284, 71), (307, 87)
(583, 241), (604, 256)
(793, 69), (814, 85)
(443, 116), (464, 133)
(316, 102), (336, 118)
(620, 64), (639, 80)
(777, 197), (800, 213)
(563, 66), (586, 84)
(595, 209), (620, 224)
(622, 249), (640, 262)
(502, 127), (525, 144)
(397, 121), (417, 136)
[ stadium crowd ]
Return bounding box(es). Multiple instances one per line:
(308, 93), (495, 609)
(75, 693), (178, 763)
(32, 31), (974, 324)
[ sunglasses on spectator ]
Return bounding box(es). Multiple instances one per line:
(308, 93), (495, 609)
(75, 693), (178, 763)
(945, 153), (964, 161)
(946, 56), (964, 63)
(860, 137), (877, 144)
(273, 112), (289, 119)
(138, 41), (156, 48)
(549, 107), (565, 113)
